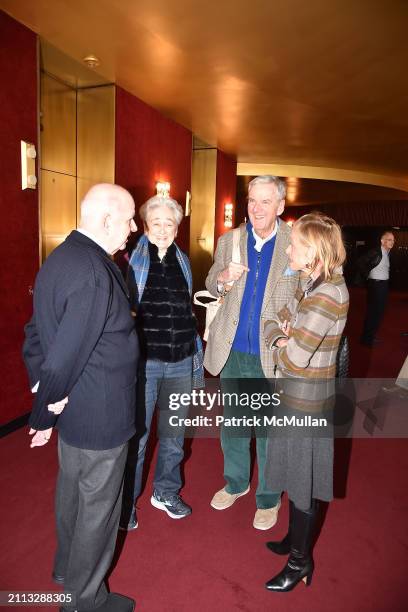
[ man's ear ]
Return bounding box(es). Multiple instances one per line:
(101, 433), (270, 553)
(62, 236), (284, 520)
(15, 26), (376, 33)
(277, 199), (285, 217)
(103, 213), (111, 232)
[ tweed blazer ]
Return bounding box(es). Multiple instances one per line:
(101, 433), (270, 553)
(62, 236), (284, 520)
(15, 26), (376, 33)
(203, 221), (299, 377)
(264, 273), (349, 380)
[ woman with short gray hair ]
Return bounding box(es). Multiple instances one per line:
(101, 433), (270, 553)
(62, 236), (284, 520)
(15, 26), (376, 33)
(139, 195), (184, 228)
(120, 195), (203, 529)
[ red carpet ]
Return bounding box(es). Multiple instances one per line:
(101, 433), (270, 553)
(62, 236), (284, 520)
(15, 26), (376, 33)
(345, 287), (408, 378)
(1, 289), (407, 611)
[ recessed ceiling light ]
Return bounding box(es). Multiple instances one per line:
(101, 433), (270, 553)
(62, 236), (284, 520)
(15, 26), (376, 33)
(83, 55), (100, 69)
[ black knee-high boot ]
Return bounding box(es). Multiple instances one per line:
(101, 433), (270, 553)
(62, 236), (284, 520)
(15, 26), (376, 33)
(265, 499), (319, 592)
(265, 500), (295, 555)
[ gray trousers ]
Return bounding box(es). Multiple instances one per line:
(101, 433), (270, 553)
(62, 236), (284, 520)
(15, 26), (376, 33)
(54, 438), (128, 610)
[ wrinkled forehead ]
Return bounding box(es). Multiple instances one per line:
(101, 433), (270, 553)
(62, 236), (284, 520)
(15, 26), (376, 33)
(248, 182), (279, 201)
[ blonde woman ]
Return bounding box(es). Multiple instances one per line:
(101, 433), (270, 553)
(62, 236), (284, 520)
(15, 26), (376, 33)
(263, 212), (349, 592)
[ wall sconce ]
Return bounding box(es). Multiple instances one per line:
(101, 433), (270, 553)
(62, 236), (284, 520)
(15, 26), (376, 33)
(224, 202), (234, 228)
(286, 177), (298, 204)
(185, 191), (191, 216)
(156, 181), (170, 198)
(21, 140), (37, 190)
(286, 219), (295, 227)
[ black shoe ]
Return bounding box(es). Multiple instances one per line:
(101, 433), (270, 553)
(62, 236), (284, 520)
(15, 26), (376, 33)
(265, 500), (319, 592)
(60, 592), (135, 612)
(95, 593), (135, 612)
(52, 571), (64, 584)
(266, 534), (291, 555)
(150, 490), (192, 519)
(266, 500), (294, 555)
(119, 507), (138, 531)
(265, 551), (314, 592)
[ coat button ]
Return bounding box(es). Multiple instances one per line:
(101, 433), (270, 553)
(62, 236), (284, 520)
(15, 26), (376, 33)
(233, 320), (237, 325)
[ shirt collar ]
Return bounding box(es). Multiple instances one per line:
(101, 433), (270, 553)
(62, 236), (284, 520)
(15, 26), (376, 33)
(76, 228), (108, 253)
(248, 220), (279, 252)
(304, 273), (324, 297)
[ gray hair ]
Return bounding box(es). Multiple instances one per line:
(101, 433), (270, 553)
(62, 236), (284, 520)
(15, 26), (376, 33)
(248, 175), (286, 200)
(139, 196), (184, 227)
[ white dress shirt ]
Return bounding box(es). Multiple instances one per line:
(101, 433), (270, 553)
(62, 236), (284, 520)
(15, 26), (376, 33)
(369, 247), (390, 280)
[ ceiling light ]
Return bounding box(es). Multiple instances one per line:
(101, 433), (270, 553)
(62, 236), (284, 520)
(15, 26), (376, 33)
(83, 55), (100, 69)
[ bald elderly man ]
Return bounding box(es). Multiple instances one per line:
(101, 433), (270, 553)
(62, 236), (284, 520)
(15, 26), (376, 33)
(23, 184), (138, 612)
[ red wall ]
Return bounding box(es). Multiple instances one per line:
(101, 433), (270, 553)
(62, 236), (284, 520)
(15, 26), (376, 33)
(0, 11), (39, 425)
(0, 18), (232, 425)
(214, 150), (237, 245)
(115, 87), (192, 253)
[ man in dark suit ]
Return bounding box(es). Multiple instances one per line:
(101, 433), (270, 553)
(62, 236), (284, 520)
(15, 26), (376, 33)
(358, 231), (395, 346)
(23, 184), (138, 612)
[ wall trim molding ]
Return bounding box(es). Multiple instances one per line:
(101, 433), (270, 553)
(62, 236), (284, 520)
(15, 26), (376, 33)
(237, 163), (408, 193)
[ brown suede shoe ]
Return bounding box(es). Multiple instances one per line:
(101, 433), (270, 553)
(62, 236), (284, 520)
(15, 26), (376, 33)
(210, 485), (250, 510)
(253, 499), (281, 530)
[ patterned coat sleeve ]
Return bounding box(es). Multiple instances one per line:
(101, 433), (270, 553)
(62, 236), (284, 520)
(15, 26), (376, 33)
(205, 233), (230, 296)
(264, 285), (304, 348)
(268, 282), (346, 375)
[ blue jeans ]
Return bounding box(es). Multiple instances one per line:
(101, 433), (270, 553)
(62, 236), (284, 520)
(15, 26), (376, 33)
(122, 356), (192, 514)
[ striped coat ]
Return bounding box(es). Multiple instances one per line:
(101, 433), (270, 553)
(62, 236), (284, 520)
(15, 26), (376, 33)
(263, 272), (349, 509)
(264, 273), (349, 379)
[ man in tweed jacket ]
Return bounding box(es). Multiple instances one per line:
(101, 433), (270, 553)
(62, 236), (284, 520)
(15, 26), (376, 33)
(204, 176), (299, 530)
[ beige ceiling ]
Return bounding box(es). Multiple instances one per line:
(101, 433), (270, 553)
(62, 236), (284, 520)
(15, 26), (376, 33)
(2, 0), (408, 190)
(237, 176), (408, 207)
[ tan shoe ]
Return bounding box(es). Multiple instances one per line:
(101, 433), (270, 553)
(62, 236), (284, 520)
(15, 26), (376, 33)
(253, 499), (281, 530)
(210, 486), (250, 510)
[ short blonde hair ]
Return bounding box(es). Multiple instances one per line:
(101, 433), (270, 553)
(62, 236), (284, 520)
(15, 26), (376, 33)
(293, 212), (346, 280)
